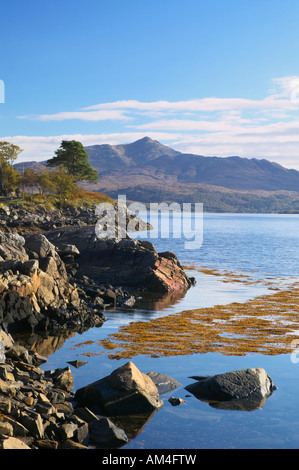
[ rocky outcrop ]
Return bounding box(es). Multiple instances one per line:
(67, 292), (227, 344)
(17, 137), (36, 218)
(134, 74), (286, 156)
(0, 231), (105, 335)
(185, 368), (276, 411)
(0, 202), (151, 234)
(74, 361), (164, 416)
(45, 226), (193, 294)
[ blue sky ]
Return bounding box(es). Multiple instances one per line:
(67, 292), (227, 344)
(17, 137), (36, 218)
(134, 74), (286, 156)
(1, 0), (299, 169)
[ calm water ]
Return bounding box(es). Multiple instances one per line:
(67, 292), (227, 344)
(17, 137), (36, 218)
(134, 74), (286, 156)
(40, 213), (299, 449)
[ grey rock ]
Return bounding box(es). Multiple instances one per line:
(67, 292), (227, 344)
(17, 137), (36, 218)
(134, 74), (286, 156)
(147, 371), (181, 395)
(185, 368), (276, 405)
(57, 244), (80, 256)
(89, 417), (128, 448)
(67, 360), (87, 369)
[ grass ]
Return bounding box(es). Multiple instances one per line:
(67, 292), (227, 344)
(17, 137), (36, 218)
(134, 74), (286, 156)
(0, 190), (114, 211)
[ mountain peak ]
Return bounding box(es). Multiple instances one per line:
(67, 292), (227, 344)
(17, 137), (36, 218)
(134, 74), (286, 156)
(136, 136), (155, 143)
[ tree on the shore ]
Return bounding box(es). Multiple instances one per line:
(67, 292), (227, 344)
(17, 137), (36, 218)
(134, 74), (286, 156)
(47, 140), (98, 183)
(19, 167), (56, 200)
(50, 167), (79, 207)
(0, 141), (23, 196)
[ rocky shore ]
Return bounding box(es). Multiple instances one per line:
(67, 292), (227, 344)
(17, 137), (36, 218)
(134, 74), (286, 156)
(0, 329), (179, 449)
(0, 199), (196, 448)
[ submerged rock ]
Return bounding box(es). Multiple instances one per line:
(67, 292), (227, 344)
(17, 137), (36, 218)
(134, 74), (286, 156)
(185, 368), (276, 410)
(147, 371), (181, 395)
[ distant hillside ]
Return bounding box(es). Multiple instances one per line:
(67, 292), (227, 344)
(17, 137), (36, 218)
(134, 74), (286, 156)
(14, 137), (299, 212)
(84, 136), (299, 192)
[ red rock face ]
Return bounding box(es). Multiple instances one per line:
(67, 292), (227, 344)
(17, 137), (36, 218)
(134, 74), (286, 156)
(150, 252), (191, 293)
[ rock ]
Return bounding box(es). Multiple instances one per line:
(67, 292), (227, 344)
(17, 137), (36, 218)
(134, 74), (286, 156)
(51, 367), (74, 391)
(58, 439), (89, 449)
(0, 436), (31, 449)
(45, 226), (192, 294)
(67, 360), (87, 369)
(0, 396), (11, 414)
(118, 295), (135, 308)
(185, 368), (276, 404)
(20, 259), (39, 276)
(147, 371), (181, 395)
(0, 228), (98, 335)
(0, 291), (43, 334)
(24, 233), (56, 259)
(0, 329), (13, 349)
(0, 420), (13, 437)
(20, 410), (44, 439)
(75, 422), (89, 444)
(58, 422), (78, 440)
(0, 231), (28, 262)
(75, 361), (164, 416)
(168, 397), (185, 406)
(35, 439), (59, 449)
(89, 417), (128, 448)
(101, 289), (116, 307)
(57, 244), (80, 257)
(0, 415), (28, 437)
(73, 407), (99, 423)
(0, 378), (22, 397)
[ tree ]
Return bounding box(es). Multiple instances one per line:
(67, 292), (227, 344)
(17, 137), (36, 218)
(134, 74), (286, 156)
(50, 167), (79, 207)
(19, 168), (38, 196)
(0, 141), (23, 196)
(47, 140), (98, 183)
(36, 169), (56, 200)
(19, 167), (53, 199)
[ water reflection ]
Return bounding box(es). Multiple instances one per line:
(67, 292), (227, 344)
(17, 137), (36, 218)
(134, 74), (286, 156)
(15, 331), (77, 358)
(186, 385), (274, 412)
(14, 288), (189, 358)
(110, 410), (159, 443)
(208, 397), (270, 412)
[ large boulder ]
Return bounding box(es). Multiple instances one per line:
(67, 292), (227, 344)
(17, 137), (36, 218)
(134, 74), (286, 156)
(185, 368), (276, 410)
(74, 361), (164, 416)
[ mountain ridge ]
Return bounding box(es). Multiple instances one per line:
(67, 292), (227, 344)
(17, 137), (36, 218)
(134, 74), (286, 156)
(14, 137), (299, 212)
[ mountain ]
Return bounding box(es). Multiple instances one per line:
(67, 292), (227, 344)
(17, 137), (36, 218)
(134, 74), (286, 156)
(14, 137), (299, 212)
(85, 136), (180, 170)
(85, 136), (299, 192)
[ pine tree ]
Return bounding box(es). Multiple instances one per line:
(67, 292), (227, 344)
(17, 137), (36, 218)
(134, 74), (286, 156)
(47, 140), (98, 183)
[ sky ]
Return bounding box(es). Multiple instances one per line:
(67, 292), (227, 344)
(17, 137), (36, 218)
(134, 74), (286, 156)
(1, 0), (299, 169)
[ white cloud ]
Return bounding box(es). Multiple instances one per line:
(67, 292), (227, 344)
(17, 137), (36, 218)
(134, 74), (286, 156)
(18, 109), (131, 122)
(6, 76), (299, 171)
(18, 77), (299, 123)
